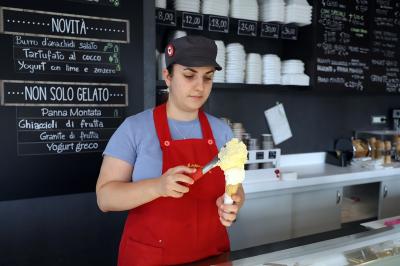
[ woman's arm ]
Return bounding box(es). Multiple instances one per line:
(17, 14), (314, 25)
(96, 155), (195, 212)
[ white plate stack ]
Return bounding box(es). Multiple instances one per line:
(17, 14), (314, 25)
(281, 59), (310, 85)
(284, 0), (312, 26)
(155, 0), (167, 9)
(245, 53), (262, 84)
(157, 52), (166, 80)
(230, 0), (259, 21)
(258, 0), (285, 23)
(214, 40), (226, 83)
(262, 54), (281, 84)
(174, 0), (201, 12)
(225, 43), (246, 83)
(202, 0), (230, 16)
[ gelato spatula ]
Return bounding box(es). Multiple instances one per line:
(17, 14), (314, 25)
(189, 155), (219, 181)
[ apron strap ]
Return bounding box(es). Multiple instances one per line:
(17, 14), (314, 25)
(153, 103), (217, 148)
(153, 104), (172, 148)
(198, 111), (217, 147)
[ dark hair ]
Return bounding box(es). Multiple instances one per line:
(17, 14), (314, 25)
(167, 64), (174, 76)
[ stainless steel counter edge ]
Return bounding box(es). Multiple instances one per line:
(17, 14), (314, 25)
(219, 226), (400, 265)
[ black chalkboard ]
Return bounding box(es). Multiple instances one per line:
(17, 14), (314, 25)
(0, 0), (139, 201)
(315, 0), (400, 93)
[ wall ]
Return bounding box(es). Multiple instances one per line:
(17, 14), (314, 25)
(209, 91), (397, 153)
(0, 1), (155, 266)
(1, 1), (399, 266)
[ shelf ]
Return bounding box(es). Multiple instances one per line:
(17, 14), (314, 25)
(156, 80), (310, 91)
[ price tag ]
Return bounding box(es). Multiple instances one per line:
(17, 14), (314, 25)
(182, 12), (204, 30)
(155, 8), (176, 26)
(237, 19), (258, 37)
(208, 15), (229, 33)
(260, 22), (280, 39)
(281, 25), (298, 40)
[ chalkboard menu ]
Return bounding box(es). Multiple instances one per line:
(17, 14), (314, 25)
(0, 0), (135, 201)
(316, 0), (400, 93)
(370, 0), (400, 93)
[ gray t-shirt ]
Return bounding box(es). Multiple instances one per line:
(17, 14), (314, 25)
(103, 108), (233, 181)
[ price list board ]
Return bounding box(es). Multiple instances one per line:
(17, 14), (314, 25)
(315, 0), (400, 93)
(208, 15), (229, 33)
(155, 8), (299, 40)
(0, 1), (134, 201)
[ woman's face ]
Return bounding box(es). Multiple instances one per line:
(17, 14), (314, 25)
(163, 64), (215, 112)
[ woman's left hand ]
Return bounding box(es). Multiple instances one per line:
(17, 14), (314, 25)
(216, 185), (245, 227)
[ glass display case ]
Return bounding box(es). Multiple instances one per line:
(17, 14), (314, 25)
(353, 130), (400, 163)
(222, 226), (400, 266)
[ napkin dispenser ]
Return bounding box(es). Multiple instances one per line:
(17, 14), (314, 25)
(325, 138), (353, 167)
(326, 150), (352, 167)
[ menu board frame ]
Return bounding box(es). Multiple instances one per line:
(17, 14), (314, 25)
(0, 6), (130, 43)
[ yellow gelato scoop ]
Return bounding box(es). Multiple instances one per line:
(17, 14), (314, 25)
(217, 138), (248, 171)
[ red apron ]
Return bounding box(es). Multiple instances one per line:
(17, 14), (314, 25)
(118, 104), (230, 266)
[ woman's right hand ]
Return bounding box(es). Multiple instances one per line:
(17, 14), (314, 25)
(157, 166), (195, 198)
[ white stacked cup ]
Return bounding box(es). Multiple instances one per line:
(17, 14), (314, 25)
(225, 43), (246, 83)
(245, 53), (262, 84)
(214, 40), (226, 83)
(230, 0), (259, 20)
(174, 0), (201, 12)
(258, 0), (286, 23)
(284, 0), (313, 26)
(281, 59), (310, 85)
(202, 0), (230, 16)
(262, 54), (281, 84)
(155, 0), (167, 9)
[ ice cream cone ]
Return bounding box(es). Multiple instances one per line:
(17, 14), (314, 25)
(225, 184), (240, 196)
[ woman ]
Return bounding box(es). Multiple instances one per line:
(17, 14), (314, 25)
(96, 35), (245, 265)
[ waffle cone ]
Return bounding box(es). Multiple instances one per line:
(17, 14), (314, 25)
(225, 184), (240, 196)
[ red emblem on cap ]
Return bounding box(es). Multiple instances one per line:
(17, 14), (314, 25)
(167, 44), (175, 57)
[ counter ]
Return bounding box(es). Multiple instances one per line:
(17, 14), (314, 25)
(227, 152), (400, 252)
(243, 152), (400, 195)
(222, 226), (400, 266)
(187, 226), (400, 266)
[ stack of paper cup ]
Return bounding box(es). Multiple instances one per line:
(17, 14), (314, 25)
(284, 0), (312, 26)
(232, 123), (246, 140)
(281, 59), (310, 85)
(174, 0), (201, 12)
(258, 0), (285, 23)
(262, 54), (281, 84)
(155, 0), (167, 9)
(202, 0), (230, 16)
(230, 0), (259, 21)
(225, 43), (246, 83)
(245, 53), (262, 84)
(214, 40), (226, 83)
